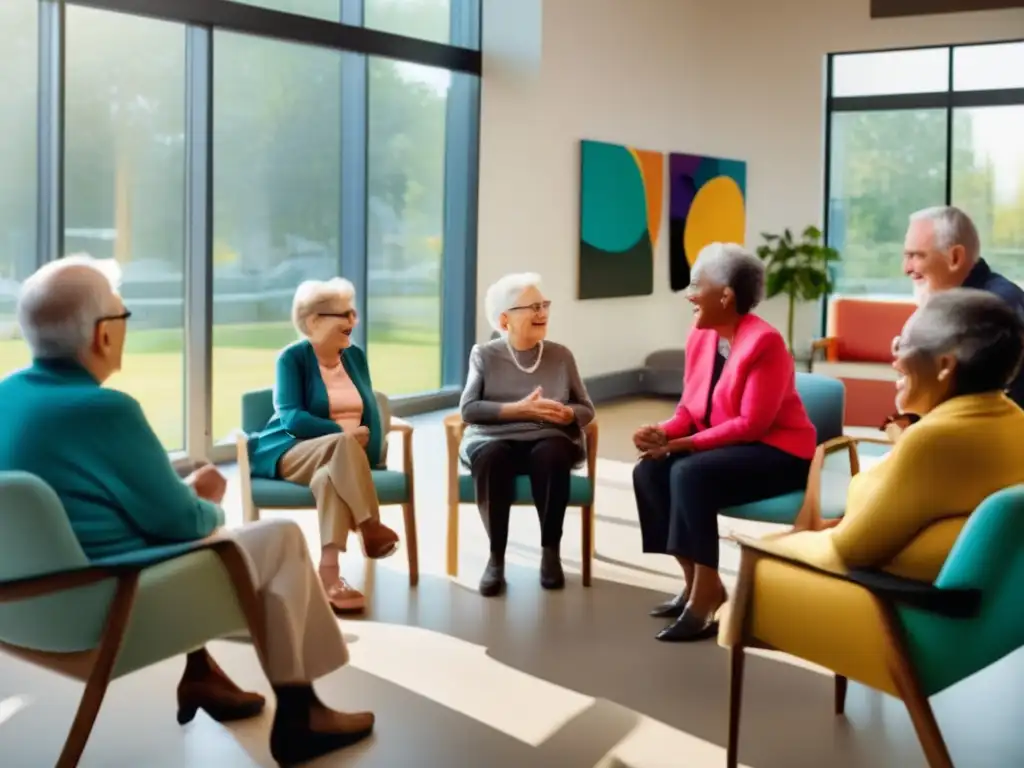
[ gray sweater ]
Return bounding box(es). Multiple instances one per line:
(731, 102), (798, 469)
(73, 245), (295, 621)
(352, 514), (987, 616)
(459, 338), (595, 466)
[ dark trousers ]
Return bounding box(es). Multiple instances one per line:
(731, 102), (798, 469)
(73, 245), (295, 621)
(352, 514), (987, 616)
(469, 437), (580, 556)
(632, 444), (811, 569)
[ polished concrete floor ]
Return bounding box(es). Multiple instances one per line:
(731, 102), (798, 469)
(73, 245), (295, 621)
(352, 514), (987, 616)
(1, 398), (1022, 767)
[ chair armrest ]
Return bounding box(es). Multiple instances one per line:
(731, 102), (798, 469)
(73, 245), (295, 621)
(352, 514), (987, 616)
(811, 337), (838, 362)
(444, 414), (463, 504)
(732, 534), (982, 619)
(584, 420), (599, 482)
(390, 416), (413, 435)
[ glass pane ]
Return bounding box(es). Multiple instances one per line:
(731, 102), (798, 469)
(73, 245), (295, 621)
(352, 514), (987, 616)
(65, 7), (187, 450)
(364, 0), (451, 45)
(211, 32), (342, 442)
(827, 110), (948, 295)
(954, 42), (1024, 92)
(0, 0), (37, 377)
(832, 48), (949, 97)
(226, 0), (340, 22)
(953, 106), (1024, 283)
(366, 59), (447, 395)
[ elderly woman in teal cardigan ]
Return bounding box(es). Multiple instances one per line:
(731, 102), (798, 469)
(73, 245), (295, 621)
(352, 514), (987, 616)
(249, 278), (399, 614)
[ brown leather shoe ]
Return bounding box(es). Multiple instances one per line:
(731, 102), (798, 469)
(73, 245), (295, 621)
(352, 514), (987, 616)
(177, 650), (265, 725)
(359, 520), (399, 560)
(319, 566), (366, 614)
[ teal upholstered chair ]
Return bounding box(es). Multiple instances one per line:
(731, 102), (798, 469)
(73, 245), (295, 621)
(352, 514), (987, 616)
(0, 471), (262, 768)
(720, 372), (886, 525)
(723, 484), (1024, 768)
(444, 414), (599, 586)
(234, 388), (419, 586)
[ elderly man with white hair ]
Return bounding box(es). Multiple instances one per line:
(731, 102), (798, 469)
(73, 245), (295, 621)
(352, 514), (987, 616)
(247, 278), (399, 615)
(0, 256), (375, 765)
(902, 205), (1024, 408)
(459, 272), (595, 597)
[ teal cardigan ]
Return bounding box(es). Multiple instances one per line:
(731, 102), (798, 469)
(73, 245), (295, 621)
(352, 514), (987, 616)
(248, 340), (384, 479)
(0, 359), (224, 561)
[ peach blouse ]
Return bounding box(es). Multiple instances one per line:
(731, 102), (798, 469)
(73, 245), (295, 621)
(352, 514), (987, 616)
(319, 362), (363, 434)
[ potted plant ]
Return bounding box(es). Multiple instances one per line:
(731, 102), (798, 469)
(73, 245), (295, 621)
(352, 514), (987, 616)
(756, 226), (840, 354)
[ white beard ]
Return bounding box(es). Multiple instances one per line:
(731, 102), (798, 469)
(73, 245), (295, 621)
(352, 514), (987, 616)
(912, 280), (931, 306)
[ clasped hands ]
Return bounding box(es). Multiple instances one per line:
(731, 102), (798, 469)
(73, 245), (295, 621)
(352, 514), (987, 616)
(513, 386), (575, 425)
(632, 424), (693, 460)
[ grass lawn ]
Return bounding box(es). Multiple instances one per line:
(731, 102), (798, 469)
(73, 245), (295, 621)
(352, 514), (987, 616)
(0, 322), (441, 450)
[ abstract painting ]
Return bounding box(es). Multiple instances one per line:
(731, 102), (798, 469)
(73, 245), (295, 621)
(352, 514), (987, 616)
(668, 153), (746, 291)
(578, 140), (663, 299)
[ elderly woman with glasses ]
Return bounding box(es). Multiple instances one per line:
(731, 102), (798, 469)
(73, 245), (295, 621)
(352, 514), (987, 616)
(632, 243), (817, 643)
(768, 288), (1024, 578)
(460, 272), (595, 597)
(248, 278), (399, 614)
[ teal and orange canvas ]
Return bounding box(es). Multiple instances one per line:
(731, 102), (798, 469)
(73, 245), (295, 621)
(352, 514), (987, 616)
(578, 140), (663, 299)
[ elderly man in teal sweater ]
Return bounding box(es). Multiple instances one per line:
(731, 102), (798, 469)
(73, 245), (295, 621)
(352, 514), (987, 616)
(0, 256), (374, 766)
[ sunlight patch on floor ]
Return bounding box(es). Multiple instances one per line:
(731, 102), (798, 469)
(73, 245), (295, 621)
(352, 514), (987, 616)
(0, 695), (30, 727)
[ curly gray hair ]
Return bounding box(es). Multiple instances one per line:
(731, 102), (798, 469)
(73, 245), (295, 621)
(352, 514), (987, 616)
(690, 242), (765, 314)
(901, 288), (1024, 396)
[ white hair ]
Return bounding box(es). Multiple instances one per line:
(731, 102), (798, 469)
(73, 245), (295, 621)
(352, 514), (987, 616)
(17, 254), (122, 359)
(484, 272), (542, 333)
(690, 242), (765, 314)
(909, 206), (980, 264)
(291, 278), (356, 337)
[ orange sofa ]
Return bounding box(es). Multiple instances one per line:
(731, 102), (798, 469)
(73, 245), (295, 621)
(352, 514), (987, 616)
(811, 297), (916, 428)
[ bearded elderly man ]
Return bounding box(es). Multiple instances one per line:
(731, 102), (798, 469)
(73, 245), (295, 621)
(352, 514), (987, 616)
(0, 255), (374, 766)
(903, 205), (1024, 408)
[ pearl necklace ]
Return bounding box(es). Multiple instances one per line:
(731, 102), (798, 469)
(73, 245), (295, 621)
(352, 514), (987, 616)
(506, 338), (544, 374)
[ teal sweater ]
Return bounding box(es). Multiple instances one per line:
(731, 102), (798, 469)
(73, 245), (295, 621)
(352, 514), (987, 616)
(0, 359), (224, 561)
(247, 340), (383, 479)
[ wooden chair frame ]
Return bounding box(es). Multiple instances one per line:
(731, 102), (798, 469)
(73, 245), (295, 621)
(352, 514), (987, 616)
(724, 545), (963, 768)
(0, 540), (264, 768)
(443, 417), (599, 586)
(235, 417), (419, 587)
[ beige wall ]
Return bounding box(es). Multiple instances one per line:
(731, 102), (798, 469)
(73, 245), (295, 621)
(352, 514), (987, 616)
(477, 0), (1024, 376)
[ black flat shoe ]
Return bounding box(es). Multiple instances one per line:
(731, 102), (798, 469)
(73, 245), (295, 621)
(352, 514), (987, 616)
(649, 590), (689, 619)
(655, 609), (719, 643)
(540, 547), (565, 590)
(479, 556), (506, 597)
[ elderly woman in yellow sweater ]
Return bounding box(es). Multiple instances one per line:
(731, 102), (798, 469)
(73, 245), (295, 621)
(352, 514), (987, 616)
(766, 288), (1024, 580)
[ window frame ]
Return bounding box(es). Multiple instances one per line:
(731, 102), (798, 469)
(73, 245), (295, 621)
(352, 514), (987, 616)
(821, 37), (1024, 336)
(31, 0), (481, 465)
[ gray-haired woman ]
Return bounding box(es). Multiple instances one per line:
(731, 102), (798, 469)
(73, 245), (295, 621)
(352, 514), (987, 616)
(460, 272), (595, 597)
(632, 243), (816, 643)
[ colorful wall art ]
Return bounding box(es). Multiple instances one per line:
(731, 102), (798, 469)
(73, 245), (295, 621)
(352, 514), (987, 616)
(578, 140), (663, 300)
(668, 153), (747, 291)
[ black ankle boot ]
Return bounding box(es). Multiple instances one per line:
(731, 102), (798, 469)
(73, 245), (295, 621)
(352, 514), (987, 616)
(479, 555), (506, 597)
(270, 685), (374, 766)
(540, 547), (565, 590)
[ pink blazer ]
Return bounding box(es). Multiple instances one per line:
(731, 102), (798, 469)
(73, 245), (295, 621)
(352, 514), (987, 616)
(659, 314), (817, 459)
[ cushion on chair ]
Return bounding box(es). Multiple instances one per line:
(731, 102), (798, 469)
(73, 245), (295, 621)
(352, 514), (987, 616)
(251, 470), (410, 509)
(242, 389), (275, 435)
(457, 473), (594, 506)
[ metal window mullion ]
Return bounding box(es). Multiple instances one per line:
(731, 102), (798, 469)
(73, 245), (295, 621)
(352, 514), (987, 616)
(944, 47), (954, 206)
(183, 25), (214, 462)
(440, 72), (480, 387)
(37, 0), (65, 265)
(820, 53), (835, 338)
(341, 0), (368, 350)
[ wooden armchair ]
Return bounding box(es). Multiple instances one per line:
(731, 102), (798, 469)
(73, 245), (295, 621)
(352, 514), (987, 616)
(443, 418), (599, 586)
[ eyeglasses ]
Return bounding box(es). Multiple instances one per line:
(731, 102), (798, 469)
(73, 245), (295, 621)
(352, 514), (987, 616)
(507, 301), (551, 314)
(96, 310), (132, 327)
(319, 310), (358, 321)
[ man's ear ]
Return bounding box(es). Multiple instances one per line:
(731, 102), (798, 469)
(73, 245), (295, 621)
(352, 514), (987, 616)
(947, 244), (968, 271)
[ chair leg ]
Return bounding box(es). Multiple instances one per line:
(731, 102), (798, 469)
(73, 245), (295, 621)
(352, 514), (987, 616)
(581, 505), (593, 587)
(57, 574), (139, 768)
(834, 674), (848, 716)
(446, 502), (459, 577)
(879, 605), (954, 768)
(403, 500), (419, 588)
(727, 645), (746, 768)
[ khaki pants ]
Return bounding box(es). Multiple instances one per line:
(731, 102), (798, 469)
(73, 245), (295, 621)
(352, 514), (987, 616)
(231, 519), (349, 684)
(279, 434), (380, 552)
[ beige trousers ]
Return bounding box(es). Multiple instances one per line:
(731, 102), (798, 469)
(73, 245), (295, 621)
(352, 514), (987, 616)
(230, 518), (349, 684)
(279, 433), (380, 552)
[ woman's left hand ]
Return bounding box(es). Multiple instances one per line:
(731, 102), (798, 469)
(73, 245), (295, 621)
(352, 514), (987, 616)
(640, 437), (694, 460)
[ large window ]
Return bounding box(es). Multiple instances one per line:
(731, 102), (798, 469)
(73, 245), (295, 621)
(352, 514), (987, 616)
(65, 6), (187, 449)
(0, 0), (38, 378)
(825, 41), (1024, 298)
(0, 0), (481, 463)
